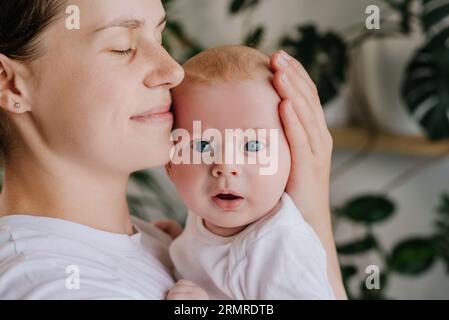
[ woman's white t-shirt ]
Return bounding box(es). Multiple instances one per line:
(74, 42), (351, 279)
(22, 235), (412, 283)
(0, 215), (175, 299)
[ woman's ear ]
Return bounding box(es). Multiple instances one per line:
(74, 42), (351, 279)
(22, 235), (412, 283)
(0, 54), (33, 115)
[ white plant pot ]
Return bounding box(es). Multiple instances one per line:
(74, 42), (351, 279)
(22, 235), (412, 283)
(357, 35), (425, 136)
(324, 85), (351, 129)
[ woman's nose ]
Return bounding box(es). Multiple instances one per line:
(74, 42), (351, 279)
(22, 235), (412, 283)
(211, 164), (241, 178)
(143, 47), (185, 89)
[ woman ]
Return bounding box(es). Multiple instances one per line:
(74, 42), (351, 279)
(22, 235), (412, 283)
(0, 0), (346, 299)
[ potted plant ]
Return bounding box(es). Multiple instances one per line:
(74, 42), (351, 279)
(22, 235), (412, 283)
(280, 0), (449, 139)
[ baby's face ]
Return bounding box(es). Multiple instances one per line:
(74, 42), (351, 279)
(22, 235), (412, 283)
(169, 78), (291, 236)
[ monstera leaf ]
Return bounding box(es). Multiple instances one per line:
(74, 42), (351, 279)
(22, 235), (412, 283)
(421, 0), (449, 37)
(280, 25), (347, 105)
(401, 0), (449, 140)
(401, 32), (449, 141)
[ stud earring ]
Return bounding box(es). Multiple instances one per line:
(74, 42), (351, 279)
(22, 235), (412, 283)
(14, 102), (20, 110)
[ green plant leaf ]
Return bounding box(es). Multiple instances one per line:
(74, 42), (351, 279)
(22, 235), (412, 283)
(340, 265), (358, 300)
(337, 234), (378, 255)
(436, 193), (449, 234)
(229, 0), (260, 14)
(435, 193), (449, 272)
(244, 26), (265, 48)
(383, 0), (414, 34)
(421, 0), (449, 38)
(389, 238), (438, 275)
(130, 170), (177, 218)
(435, 235), (449, 272)
(127, 195), (147, 220)
(401, 40), (449, 140)
(437, 193), (449, 214)
(280, 25), (347, 105)
(359, 272), (388, 300)
(165, 21), (204, 61)
(166, 21), (184, 39)
(337, 195), (395, 224)
(341, 265), (358, 280)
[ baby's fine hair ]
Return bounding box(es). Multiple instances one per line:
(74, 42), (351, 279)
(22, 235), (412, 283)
(182, 45), (272, 84)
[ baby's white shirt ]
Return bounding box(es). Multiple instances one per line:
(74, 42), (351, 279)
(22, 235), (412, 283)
(169, 192), (336, 300)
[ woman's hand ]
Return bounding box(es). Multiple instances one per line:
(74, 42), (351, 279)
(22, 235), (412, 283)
(270, 50), (347, 299)
(271, 50), (333, 226)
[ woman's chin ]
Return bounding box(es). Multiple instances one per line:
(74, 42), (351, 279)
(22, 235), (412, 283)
(132, 145), (172, 171)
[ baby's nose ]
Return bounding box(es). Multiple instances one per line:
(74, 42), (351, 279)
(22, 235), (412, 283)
(211, 164), (241, 178)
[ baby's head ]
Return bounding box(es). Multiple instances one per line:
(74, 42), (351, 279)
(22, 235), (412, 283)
(167, 45), (291, 236)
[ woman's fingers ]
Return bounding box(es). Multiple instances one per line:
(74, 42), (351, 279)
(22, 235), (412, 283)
(271, 50), (331, 153)
(284, 61), (328, 134)
(271, 50), (316, 94)
(279, 100), (312, 159)
(271, 51), (327, 122)
(273, 71), (322, 154)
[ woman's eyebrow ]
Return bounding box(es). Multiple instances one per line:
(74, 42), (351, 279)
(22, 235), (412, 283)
(93, 18), (145, 33)
(92, 15), (166, 33)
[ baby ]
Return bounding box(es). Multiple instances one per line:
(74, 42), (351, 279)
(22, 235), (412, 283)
(164, 45), (335, 300)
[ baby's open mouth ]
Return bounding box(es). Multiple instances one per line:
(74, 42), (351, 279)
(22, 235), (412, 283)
(211, 191), (244, 210)
(215, 193), (243, 201)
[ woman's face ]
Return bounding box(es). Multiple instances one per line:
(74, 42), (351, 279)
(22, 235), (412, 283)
(27, 0), (184, 173)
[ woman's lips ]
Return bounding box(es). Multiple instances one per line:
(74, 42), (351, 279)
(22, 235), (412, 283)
(130, 105), (173, 123)
(211, 193), (244, 210)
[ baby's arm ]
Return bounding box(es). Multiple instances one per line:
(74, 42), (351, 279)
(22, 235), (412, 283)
(166, 280), (210, 300)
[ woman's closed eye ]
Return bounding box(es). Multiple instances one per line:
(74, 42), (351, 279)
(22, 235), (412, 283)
(111, 48), (136, 56)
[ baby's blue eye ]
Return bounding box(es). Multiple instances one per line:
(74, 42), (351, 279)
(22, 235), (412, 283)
(193, 140), (212, 153)
(245, 140), (264, 152)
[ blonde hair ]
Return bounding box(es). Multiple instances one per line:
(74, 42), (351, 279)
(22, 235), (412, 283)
(181, 45), (272, 85)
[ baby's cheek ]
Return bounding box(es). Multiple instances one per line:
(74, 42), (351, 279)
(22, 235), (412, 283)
(171, 164), (198, 191)
(170, 164), (210, 206)
(246, 166), (280, 193)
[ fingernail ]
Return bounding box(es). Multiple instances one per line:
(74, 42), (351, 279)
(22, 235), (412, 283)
(281, 50), (292, 60)
(278, 54), (288, 67)
(281, 73), (289, 85)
